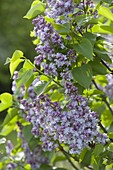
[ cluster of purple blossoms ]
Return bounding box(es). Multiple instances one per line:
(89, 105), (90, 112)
(19, 80), (107, 154)
(76, 0), (97, 16)
(45, 0), (75, 24)
(33, 16), (76, 80)
(45, 0), (97, 29)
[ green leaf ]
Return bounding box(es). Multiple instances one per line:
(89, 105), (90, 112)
(108, 123), (113, 132)
(39, 164), (53, 170)
(93, 144), (104, 157)
(9, 50), (25, 76)
(53, 23), (70, 35)
(84, 89), (103, 97)
(28, 137), (40, 151)
(108, 133), (113, 140)
(92, 25), (113, 34)
(88, 59), (108, 75)
(2, 108), (18, 126)
(16, 69), (33, 89)
(23, 59), (34, 69)
(80, 148), (93, 167)
(4, 57), (11, 65)
(24, 164), (31, 170)
(74, 38), (93, 60)
(108, 143), (113, 152)
(11, 50), (24, 62)
(94, 75), (108, 86)
(40, 75), (49, 82)
(92, 102), (106, 116)
(34, 81), (49, 96)
(24, 0), (46, 19)
(74, 14), (94, 27)
(83, 32), (97, 46)
(23, 125), (33, 143)
(0, 116), (18, 136)
(94, 46), (112, 63)
(52, 156), (67, 164)
(99, 6), (113, 21)
(91, 156), (100, 170)
(10, 59), (24, 76)
(0, 93), (12, 112)
(50, 90), (63, 102)
(102, 0), (112, 3)
(72, 64), (93, 88)
(101, 109), (113, 127)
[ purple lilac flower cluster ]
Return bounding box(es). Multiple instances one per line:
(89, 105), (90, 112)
(45, 0), (75, 24)
(20, 81), (107, 154)
(33, 16), (76, 80)
(45, 0), (97, 26)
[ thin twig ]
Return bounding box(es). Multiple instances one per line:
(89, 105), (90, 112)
(101, 59), (113, 74)
(59, 144), (79, 170)
(98, 121), (113, 142)
(92, 80), (113, 116)
(98, 121), (108, 134)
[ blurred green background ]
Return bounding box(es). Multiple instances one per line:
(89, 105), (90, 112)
(0, 0), (36, 94)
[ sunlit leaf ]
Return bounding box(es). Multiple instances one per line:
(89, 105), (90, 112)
(11, 50), (24, 62)
(2, 108), (18, 126)
(0, 116), (18, 136)
(24, 0), (46, 19)
(99, 6), (113, 21)
(34, 81), (49, 96)
(16, 69), (33, 89)
(0, 93), (12, 112)
(9, 50), (25, 76)
(92, 25), (113, 34)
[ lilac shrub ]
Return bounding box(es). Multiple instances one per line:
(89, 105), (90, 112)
(1, 0), (113, 169)
(10, 0), (108, 156)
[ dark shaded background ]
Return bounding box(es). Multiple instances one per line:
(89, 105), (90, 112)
(0, 0), (36, 94)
